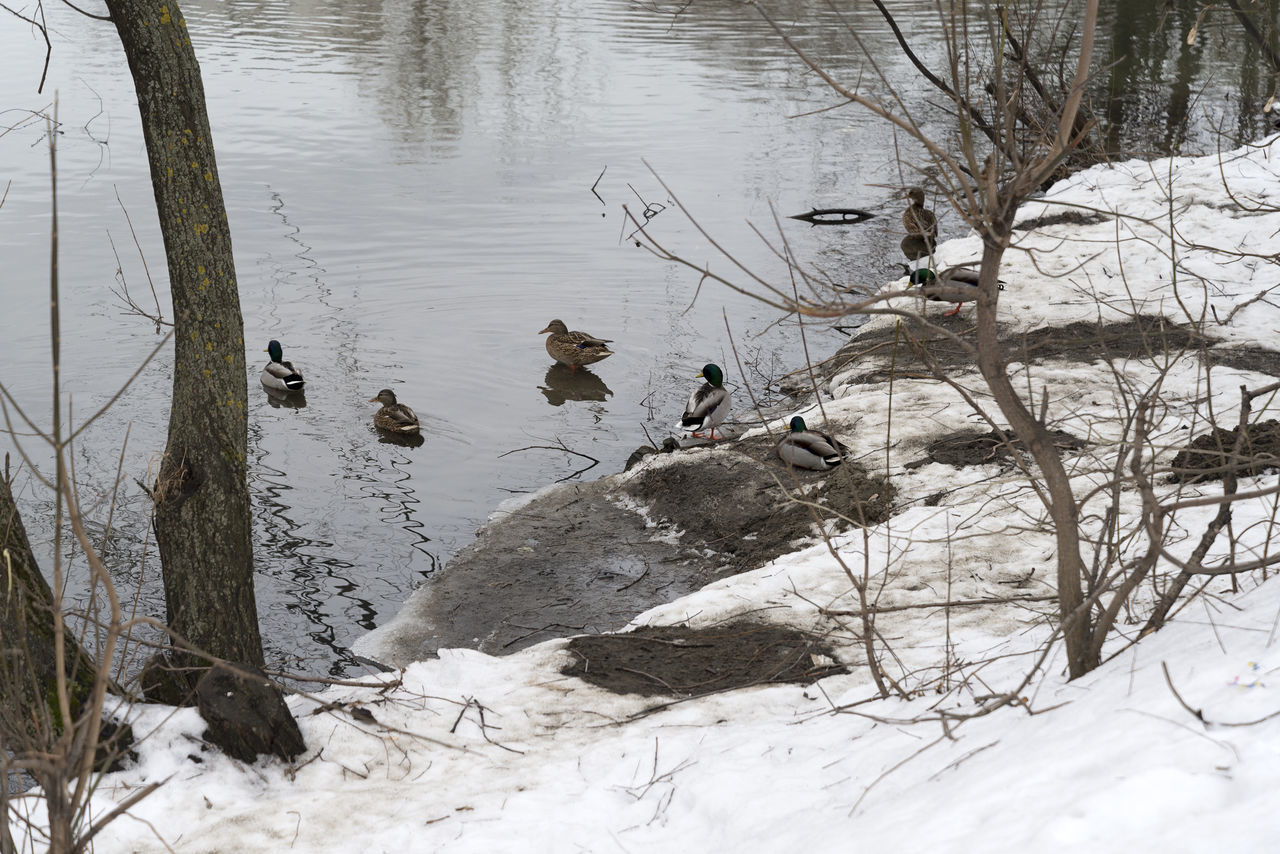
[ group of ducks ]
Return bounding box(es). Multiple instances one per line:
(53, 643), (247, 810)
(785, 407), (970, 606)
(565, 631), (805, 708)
(526, 187), (963, 466)
(898, 186), (1004, 316)
(540, 320), (848, 471)
(260, 340), (422, 435)
(260, 188), (951, 460)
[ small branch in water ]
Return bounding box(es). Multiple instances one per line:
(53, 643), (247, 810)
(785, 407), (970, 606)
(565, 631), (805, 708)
(1, 3), (53, 91)
(639, 420), (657, 448)
(591, 165), (607, 205)
(623, 183), (667, 243)
(788, 207), (875, 226)
(498, 439), (599, 482)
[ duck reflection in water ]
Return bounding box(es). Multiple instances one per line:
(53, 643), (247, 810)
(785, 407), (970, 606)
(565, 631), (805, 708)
(263, 385), (307, 409)
(377, 430), (425, 448)
(539, 363), (613, 406)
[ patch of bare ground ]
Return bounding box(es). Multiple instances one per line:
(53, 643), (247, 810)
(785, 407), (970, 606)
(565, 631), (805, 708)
(908, 428), (1088, 469)
(619, 432), (893, 572)
(1205, 346), (1280, 377)
(1169, 419), (1280, 483)
(562, 622), (845, 697)
(1013, 208), (1112, 230)
(826, 316), (1241, 384)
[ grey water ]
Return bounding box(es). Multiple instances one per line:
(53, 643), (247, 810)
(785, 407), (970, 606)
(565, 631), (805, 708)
(0, 0), (1271, 675)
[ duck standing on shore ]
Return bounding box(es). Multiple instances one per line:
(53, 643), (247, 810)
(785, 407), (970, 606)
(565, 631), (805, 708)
(899, 186), (937, 242)
(539, 319), (614, 370)
(369, 388), (421, 434)
(682, 363), (731, 440)
(776, 416), (847, 471)
(908, 267), (1006, 317)
(260, 340), (305, 392)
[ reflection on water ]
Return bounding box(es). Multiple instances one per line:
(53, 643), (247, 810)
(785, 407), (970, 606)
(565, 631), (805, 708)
(540, 364), (613, 406)
(0, 0), (1273, 676)
(249, 448), (376, 671)
(1099, 0), (1278, 154)
(377, 430), (426, 449)
(263, 387), (308, 409)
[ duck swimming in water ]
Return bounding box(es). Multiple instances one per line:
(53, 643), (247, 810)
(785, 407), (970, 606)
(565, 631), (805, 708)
(539, 319), (614, 370)
(369, 388), (421, 434)
(260, 340), (305, 392)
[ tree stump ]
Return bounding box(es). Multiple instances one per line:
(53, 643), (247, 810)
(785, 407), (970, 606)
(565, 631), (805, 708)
(195, 662), (305, 763)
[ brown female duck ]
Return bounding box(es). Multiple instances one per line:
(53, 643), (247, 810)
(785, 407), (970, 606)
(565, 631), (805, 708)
(899, 187), (938, 241)
(369, 388), (421, 434)
(539, 319), (614, 369)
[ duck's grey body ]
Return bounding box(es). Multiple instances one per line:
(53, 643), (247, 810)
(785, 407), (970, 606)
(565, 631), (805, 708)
(261, 340), (305, 392)
(908, 267), (1005, 316)
(777, 416), (847, 471)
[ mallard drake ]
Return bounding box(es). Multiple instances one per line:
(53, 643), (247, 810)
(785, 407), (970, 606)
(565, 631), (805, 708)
(908, 267), (1006, 317)
(369, 389), (420, 434)
(899, 187), (938, 241)
(682, 363), (731, 440)
(777, 416), (847, 471)
(539, 319), (614, 370)
(260, 340), (305, 392)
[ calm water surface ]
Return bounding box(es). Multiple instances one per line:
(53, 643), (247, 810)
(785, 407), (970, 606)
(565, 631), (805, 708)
(0, 0), (1269, 674)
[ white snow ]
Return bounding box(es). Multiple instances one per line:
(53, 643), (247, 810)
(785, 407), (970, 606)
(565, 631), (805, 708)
(14, 140), (1280, 853)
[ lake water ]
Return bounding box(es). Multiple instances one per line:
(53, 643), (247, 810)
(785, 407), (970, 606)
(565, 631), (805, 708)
(0, 0), (1270, 675)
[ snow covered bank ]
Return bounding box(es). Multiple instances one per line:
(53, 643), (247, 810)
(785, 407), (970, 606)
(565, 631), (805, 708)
(16, 139), (1280, 853)
(35, 580), (1280, 853)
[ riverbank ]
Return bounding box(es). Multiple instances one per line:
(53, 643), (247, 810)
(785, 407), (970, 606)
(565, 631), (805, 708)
(30, 138), (1280, 852)
(353, 422), (893, 665)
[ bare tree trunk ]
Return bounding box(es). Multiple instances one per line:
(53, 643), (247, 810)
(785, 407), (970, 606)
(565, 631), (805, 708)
(0, 467), (99, 745)
(972, 237), (1096, 678)
(104, 0), (264, 669)
(1, 467), (100, 854)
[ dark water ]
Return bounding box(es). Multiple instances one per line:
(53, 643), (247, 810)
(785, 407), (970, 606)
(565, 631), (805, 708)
(0, 0), (1271, 675)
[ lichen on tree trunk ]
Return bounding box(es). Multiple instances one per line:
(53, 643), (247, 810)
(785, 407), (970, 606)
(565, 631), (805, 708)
(105, 0), (263, 669)
(0, 471), (100, 744)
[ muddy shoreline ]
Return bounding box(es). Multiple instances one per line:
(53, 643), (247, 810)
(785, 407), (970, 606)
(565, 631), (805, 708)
(357, 426), (891, 666)
(357, 314), (1280, 674)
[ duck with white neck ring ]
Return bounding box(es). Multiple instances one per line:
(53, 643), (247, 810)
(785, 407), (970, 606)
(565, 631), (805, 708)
(681, 363), (731, 440)
(776, 416), (847, 471)
(260, 340), (305, 392)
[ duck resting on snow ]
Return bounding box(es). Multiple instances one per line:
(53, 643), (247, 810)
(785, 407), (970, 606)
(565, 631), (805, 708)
(682, 363), (731, 440)
(776, 416), (847, 471)
(908, 267), (1006, 317)
(539, 319), (614, 369)
(369, 389), (421, 434)
(260, 340), (305, 392)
